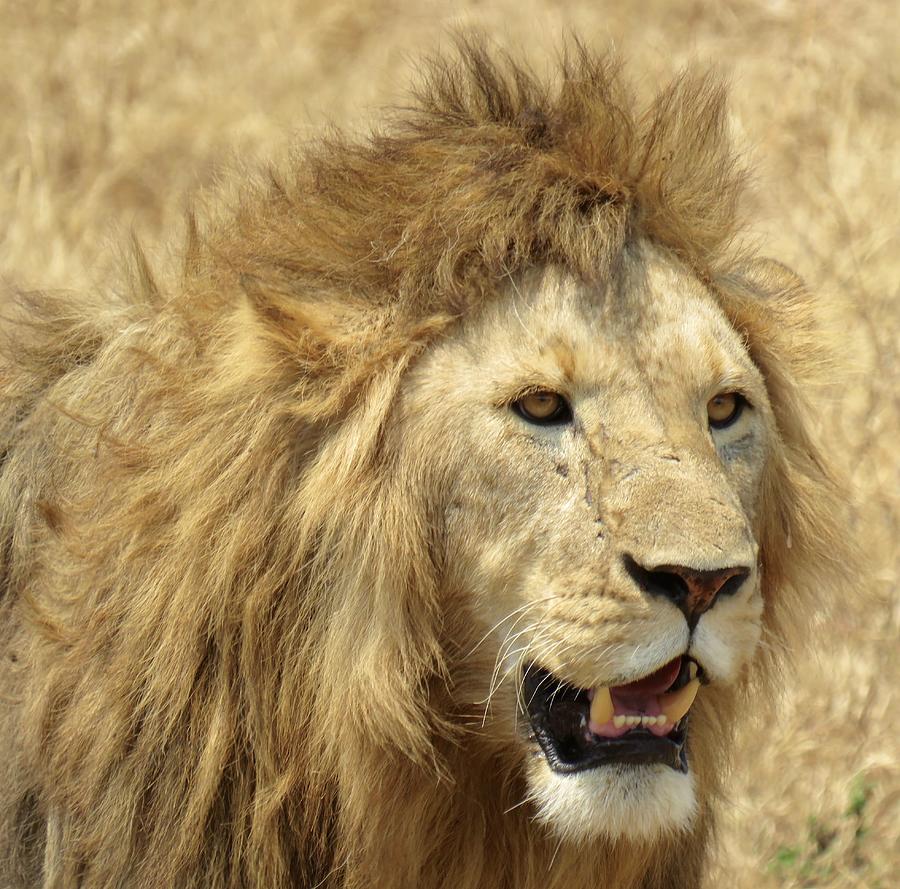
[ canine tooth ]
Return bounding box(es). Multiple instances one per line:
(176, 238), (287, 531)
(661, 678), (700, 725)
(589, 687), (614, 725)
(613, 715), (626, 728)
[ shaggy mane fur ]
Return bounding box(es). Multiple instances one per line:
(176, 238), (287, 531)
(0, 38), (850, 889)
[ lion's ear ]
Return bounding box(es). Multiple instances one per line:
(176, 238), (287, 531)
(732, 256), (805, 295)
(719, 257), (837, 398)
(222, 275), (365, 407)
(239, 275), (337, 355)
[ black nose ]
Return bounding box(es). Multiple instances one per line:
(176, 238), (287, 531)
(623, 554), (750, 627)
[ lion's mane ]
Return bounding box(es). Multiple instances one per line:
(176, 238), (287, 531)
(0, 39), (850, 889)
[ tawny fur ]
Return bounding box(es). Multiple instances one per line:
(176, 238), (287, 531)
(0, 38), (851, 889)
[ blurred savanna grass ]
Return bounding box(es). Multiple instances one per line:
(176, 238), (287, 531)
(2, 1), (897, 885)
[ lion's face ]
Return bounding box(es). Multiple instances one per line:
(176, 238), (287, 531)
(402, 243), (774, 842)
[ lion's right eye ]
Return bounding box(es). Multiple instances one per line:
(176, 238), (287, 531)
(511, 390), (573, 425)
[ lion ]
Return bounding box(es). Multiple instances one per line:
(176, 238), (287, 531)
(0, 39), (852, 889)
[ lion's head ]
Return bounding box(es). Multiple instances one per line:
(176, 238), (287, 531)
(401, 251), (768, 842)
(0, 39), (851, 889)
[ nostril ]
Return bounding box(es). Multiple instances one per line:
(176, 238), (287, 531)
(622, 555), (690, 605)
(715, 570), (749, 599)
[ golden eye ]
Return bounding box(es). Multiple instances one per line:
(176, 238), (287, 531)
(707, 392), (746, 429)
(512, 390), (572, 425)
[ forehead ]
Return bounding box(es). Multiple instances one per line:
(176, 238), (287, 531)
(462, 246), (756, 397)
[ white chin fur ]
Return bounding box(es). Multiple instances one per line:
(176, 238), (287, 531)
(530, 762), (697, 843)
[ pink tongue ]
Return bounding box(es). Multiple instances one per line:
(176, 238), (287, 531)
(616, 657), (681, 696)
(609, 657), (681, 715)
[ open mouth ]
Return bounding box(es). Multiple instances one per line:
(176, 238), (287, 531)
(522, 656), (704, 774)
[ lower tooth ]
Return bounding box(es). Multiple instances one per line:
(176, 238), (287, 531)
(660, 678), (700, 724)
(613, 715), (626, 728)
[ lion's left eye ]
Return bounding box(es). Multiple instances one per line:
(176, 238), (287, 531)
(512, 390), (573, 425)
(707, 392), (747, 429)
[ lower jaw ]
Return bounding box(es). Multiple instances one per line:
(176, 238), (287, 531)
(531, 721), (689, 774)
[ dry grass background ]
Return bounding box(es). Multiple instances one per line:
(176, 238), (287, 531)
(2, 0), (897, 886)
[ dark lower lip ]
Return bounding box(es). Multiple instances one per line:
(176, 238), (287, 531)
(522, 667), (689, 774)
